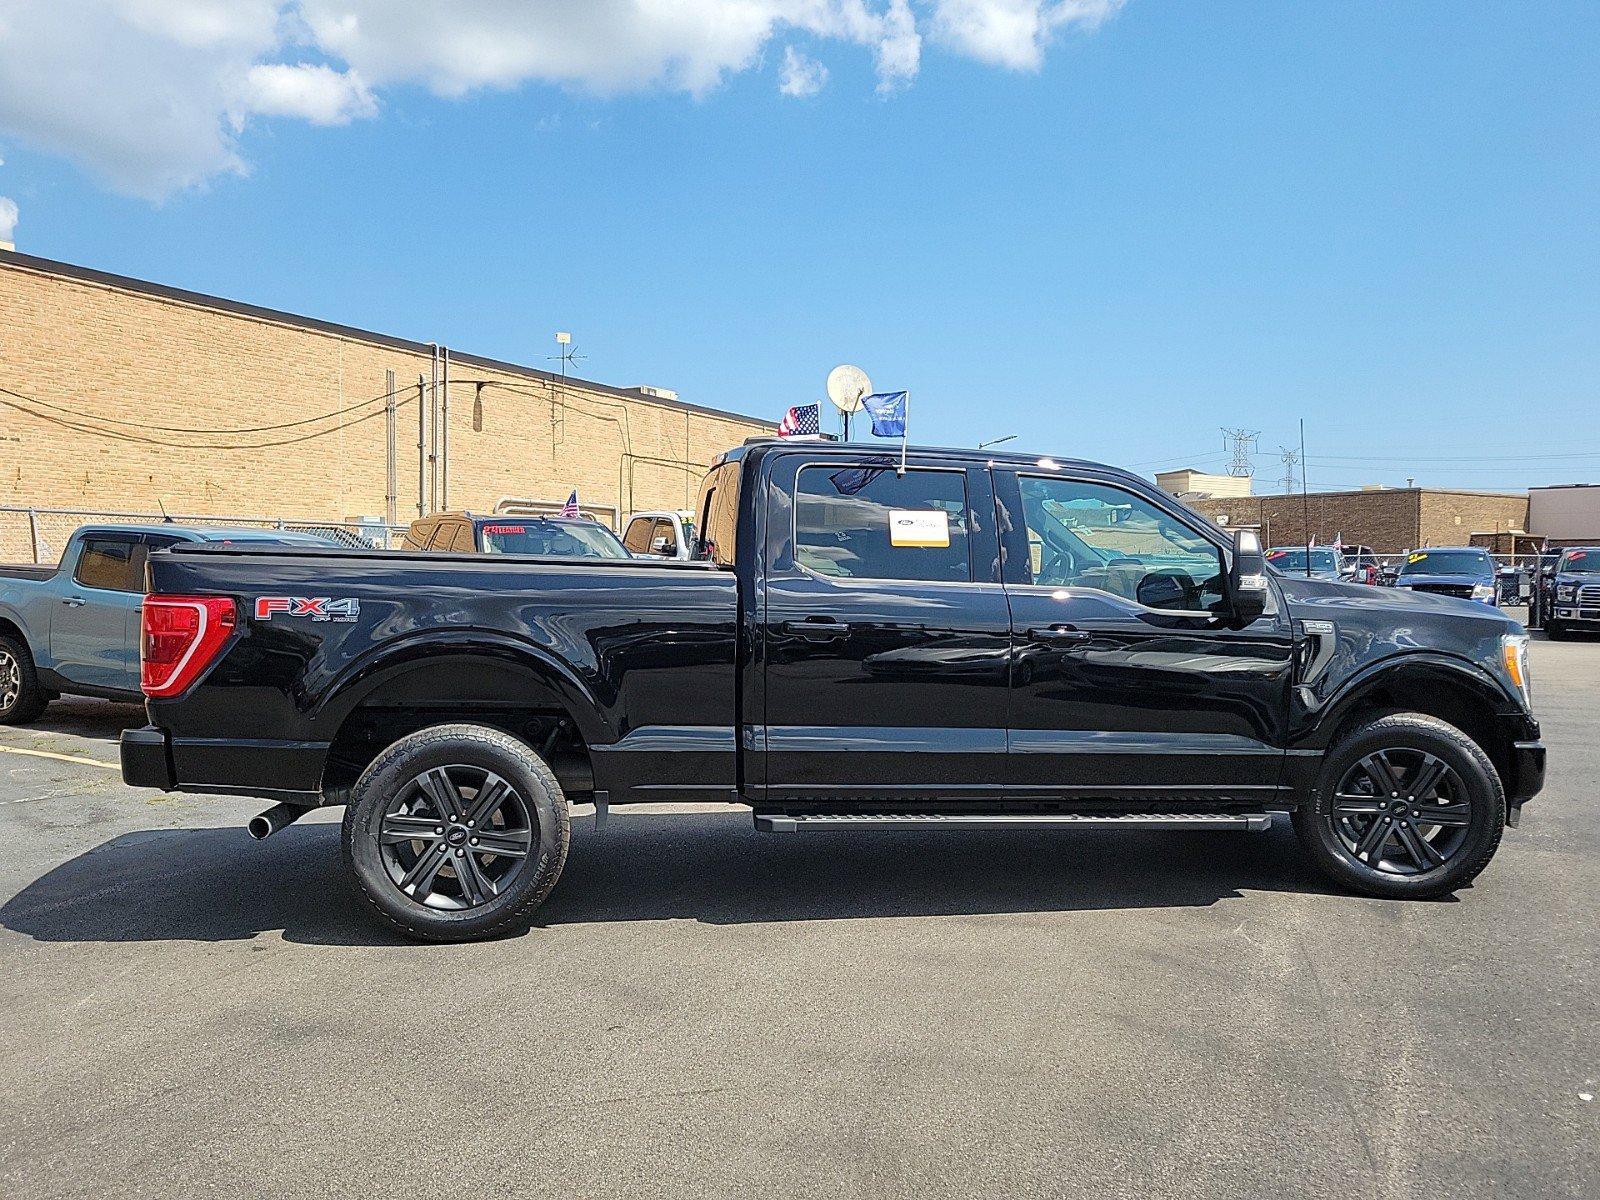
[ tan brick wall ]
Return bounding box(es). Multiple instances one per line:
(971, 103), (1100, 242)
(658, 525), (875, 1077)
(0, 257), (772, 559)
(1190, 489), (1527, 554)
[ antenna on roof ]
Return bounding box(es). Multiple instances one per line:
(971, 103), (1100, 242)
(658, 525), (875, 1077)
(156, 498), (174, 524)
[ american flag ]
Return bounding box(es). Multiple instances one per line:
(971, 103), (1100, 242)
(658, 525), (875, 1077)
(559, 489), (580, 517)
(777, 403), (821, 438)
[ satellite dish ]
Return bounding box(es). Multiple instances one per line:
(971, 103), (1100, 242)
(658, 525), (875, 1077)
(826, 365), (872, 414)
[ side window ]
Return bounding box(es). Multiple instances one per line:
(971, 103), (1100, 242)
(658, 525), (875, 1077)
(696, 463), (740, 569)
(794, 466), (971, 583)
(652, 519), (678, 556)
(1015, 475), (1223, 612)
(74, 537), (142, 593)
(426, 521), (457, 551)
(402, 520), (434, 550)
(622, 517), (655, 554)
(451, 523), (477, 553)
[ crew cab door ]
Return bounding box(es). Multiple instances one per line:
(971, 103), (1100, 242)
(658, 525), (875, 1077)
(993, 468), (1294, 802)
(49, 532), (146, 691)
(756, 453), (1011, 805)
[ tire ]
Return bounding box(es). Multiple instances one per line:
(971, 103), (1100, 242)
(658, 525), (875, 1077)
(0, 634), (49, 725)
(1292, 712), (1505, 900)
(342, 723), (571, 942)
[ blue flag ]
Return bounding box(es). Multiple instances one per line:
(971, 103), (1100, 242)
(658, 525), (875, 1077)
(860, 391), (907, 438)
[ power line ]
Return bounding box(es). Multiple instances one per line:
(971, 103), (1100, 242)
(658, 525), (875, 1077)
(0, 384), (417, 450)
(0, 382), (416, 434)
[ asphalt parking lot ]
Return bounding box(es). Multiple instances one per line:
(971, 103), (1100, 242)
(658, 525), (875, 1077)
(0, 636), (1595, 1199)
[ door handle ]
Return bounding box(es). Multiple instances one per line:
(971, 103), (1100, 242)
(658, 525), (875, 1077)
(62, 597), (86, 608)
(1027, 626), (1091, 644)
(780, 619), (851, 640)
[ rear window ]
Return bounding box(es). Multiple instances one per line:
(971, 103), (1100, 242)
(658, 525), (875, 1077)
(794, 465), (971, 583)
(74, 538), (142, 592)
(478, 520), (630, 559)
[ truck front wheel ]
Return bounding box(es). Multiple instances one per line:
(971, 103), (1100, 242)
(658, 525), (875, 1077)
(0, 634), (49, 725)
(1292, 712), (1505, 900)
(342, 723), (571, 942)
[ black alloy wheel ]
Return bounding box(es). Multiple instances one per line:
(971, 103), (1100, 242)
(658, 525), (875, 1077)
(1329, 748), (1470, 876)
(380, 764), (535, 910)
(0, 635), (47, 725)
(343, 723), (571, 942)
(1292, 712), (1505, 900)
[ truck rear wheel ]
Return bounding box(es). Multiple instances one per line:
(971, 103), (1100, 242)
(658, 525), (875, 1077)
(342, 723), (571, 942)
(1292, 712), (1504, 900)
(0, 634), (49, 725)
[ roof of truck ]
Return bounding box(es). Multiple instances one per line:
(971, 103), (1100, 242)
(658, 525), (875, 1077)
(723, 438), (1126, 476)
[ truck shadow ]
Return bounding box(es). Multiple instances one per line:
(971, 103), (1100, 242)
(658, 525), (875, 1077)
(0, 812), (1353, 947)
(20, 697), (146, 745)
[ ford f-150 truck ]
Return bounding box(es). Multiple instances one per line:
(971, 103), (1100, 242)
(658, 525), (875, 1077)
(0, 523), (335, 723)
(120, 441), (1546, 942)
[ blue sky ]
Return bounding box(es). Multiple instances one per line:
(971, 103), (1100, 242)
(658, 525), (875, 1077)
(2, 1), (1597, 491)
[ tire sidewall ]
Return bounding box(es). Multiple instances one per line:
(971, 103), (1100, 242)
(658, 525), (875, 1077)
(0, 634), (46, 725)
(343, 725), (569, 940)
(1301, 718), (1504, 898)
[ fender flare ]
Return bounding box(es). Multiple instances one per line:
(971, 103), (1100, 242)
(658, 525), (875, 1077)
(1304, 651), (1519, 750)
(308, 628), (615, 748)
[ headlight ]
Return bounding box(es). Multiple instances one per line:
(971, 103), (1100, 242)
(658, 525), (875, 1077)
(1501, 632), (1532, 709)
(1472, 583), (1495, 602)
(1556, 583), (1576, 601)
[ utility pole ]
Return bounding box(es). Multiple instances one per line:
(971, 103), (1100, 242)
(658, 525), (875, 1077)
(1221, 427), (1259, 479)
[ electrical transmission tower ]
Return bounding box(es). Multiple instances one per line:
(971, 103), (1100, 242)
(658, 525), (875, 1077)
(1221, 427), (1259, 478)
(1278, 446), (1300, 494)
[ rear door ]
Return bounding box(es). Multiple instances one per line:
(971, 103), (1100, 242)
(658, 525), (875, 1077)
(995, 468), (1295, 803)
(50, 532), (145, 691)
(757, 453), (1012, 806)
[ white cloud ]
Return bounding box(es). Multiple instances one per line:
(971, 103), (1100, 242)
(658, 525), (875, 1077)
(0, 196), (17, 242)
(779, 45), (829, 97)
(237, 63), (376, 126)
(930, 0), (1124, 70)
(0, 0), (1124, 200)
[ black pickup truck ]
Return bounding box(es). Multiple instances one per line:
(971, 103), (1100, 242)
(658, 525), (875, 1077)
(122, 440), (1545, 941)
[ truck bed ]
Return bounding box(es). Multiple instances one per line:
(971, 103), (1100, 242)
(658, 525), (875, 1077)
(0, 563), (59, 583)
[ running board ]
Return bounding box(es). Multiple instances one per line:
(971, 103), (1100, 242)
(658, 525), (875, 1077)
(753, 811), (1273, 833)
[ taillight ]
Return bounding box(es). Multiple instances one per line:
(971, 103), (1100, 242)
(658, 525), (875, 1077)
(141, 595), (237, 698)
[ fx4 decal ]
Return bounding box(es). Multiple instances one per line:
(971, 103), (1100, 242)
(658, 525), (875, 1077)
(255, 597), (361, 622)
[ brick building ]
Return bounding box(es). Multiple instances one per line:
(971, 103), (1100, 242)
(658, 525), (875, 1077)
(1188, 487), (1529, 553)
(0, 250), (773, 559)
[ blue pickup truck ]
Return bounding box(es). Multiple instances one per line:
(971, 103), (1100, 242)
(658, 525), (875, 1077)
(0, 524), (334, 723)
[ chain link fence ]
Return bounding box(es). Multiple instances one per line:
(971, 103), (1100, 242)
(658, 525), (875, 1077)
(0, 506), (409, 565)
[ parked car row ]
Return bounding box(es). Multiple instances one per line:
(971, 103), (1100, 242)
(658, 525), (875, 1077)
(1266, 544), (1511, 608)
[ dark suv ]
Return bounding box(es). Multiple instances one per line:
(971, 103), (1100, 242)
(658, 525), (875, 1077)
(1544, 547), (1600, 639)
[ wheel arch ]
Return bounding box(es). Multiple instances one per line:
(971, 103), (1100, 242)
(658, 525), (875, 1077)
(315, 632), (610, 802)
(1310, 655), (1521, 795)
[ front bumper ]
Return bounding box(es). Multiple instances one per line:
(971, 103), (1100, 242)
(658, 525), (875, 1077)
(1509, 739), (1546, 805)
(121, 726), (175, 790)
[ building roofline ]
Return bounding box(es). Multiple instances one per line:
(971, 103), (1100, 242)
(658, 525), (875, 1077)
(0, 248), (775, 430)
(1195, 486), (1528, 502)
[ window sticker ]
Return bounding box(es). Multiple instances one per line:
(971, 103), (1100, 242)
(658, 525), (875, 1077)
(888, 509), (951, 548)
(1408, 552), (1428, 564)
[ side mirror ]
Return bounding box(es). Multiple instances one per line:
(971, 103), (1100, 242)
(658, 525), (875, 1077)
(1227, 529), (1269, 625)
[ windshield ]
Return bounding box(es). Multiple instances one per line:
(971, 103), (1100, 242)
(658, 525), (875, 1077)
(478, 520), (631, 559)
(1400, 550), (1492, 576)
(1265, 547), (1339, 573)
(1558, 549), (1600, 574)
